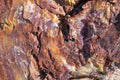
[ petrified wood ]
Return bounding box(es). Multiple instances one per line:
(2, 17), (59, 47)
(0, 0), (120, 80)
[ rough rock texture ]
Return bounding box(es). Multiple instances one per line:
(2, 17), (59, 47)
(0, 0), (120, 80)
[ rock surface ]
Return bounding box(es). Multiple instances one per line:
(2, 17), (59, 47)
(0, 0), (120, 80)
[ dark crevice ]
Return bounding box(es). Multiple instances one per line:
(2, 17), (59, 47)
(0, 23), (4, 30)
(54, 0), (66, 6)
(41, 60), (55, 79)
(34, 0), (42, 9)
(68, 0), (91, 16)
(27, 72), (31, 80)
(30, 0), (108, 80)
(80, 21), (94, 61)
(104, 55), (113, 67)
(30, 30), (49, 80)
(31, 53), (39, 65)
(31, 50), (47, 80)
(59, 0), (90, 42)
(82, 43), (92, 61)
(59, 17), (70, 42)
(22, 5), (32, 24)
(106, 0), (115, 5)
(47, 50), (57, 79)
(48, 50), (55, 62)
(31, 32), (42, 53)
(114, 13), (120, 32)
(39, 69), (47, 80)
(42, 62), (48, 70)
(30, 26), (47, 79)
(27, 65), (30, 80)
(49, 72), (54, 77)
(70, 37), (75, 42)
(27, 64), (34, 80)
(36, 33), (42, 53)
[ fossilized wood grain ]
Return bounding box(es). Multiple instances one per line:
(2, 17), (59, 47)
(0, 0), (120, 80)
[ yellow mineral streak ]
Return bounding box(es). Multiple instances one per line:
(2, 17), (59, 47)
(75, 55), (105, 76)
(41, 9), (59, 23)
(67, 0), (75, 5)
(47, 37), (64, 65)
(89, 55), (105, 72)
